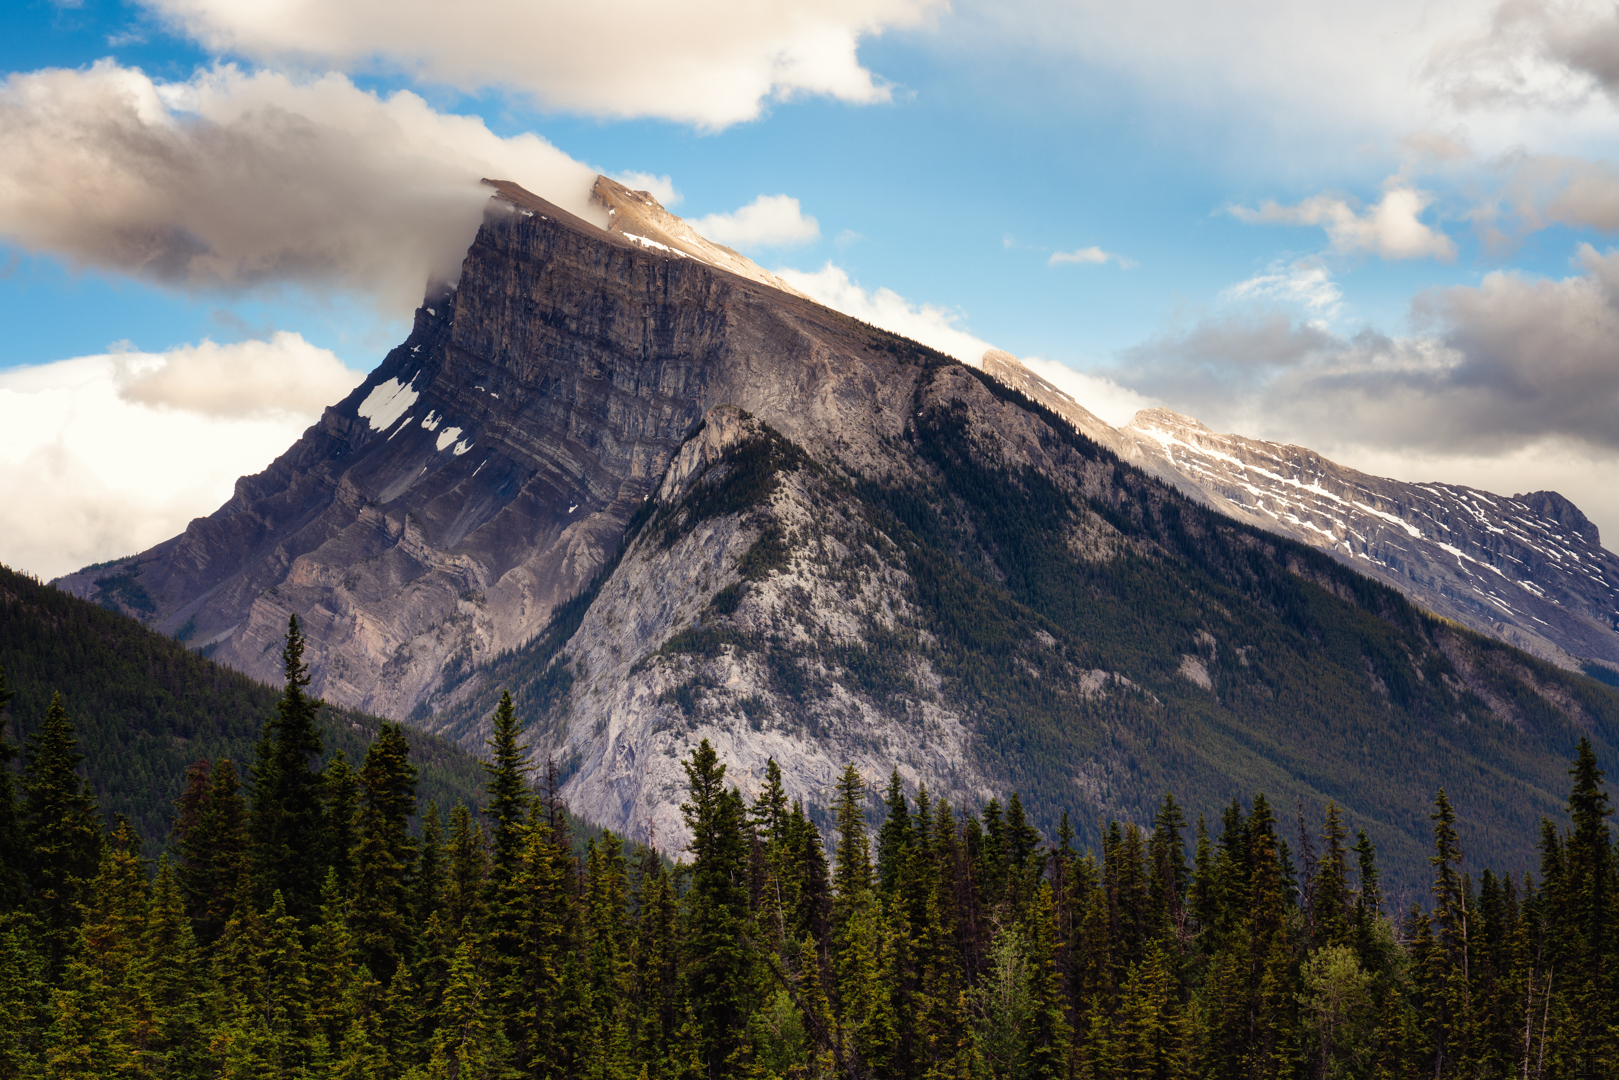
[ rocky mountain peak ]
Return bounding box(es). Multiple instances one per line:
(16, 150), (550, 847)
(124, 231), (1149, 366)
(586, 174), (811, 299)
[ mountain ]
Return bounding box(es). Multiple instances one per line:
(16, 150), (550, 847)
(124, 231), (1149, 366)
(980, 351), (1619, 678)
(53, 178), (1619, 884)
(0, 562), (483, 848)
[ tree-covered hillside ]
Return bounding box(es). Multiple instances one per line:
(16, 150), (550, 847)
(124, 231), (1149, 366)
(0, 562), (482, 847)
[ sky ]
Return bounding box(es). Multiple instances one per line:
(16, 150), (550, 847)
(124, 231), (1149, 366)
(4, 0), (1619, 578)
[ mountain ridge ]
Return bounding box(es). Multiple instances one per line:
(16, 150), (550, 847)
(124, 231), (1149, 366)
(48, 176), (1619, 886)
(978, 351), (1619, 675)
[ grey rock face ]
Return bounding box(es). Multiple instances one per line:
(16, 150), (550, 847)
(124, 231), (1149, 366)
(52, 178), (950, 722)
(980, 351), (1619, 672)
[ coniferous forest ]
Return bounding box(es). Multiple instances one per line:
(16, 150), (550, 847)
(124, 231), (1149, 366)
(1, 617), (1616, 1080)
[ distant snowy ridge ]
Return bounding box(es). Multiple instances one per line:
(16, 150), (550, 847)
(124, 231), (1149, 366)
(981, 351), (1619, 674)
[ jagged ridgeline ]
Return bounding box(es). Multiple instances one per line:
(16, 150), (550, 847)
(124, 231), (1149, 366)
(0, 563), (483, 845)
(52, 177), (1619, 888)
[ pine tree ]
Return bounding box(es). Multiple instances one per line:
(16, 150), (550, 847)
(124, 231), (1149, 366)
(250, 615), (328, 922)
(483, 691), (531, 885)
(324, 750), (362, 895)
(21, 692), (102, 974)
(679, 739), (750, 1079)
(175, 757), (250, 945)
(876, 768), (912, 898)
(0, 666), (26, 914)
(140, 856), (206, 1078)
(351, 722), (419, 984)
(1428, 789), (1473, 1077)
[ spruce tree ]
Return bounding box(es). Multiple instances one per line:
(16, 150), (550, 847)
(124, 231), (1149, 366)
(140, 857), (206, 1078)
(0, 667), (24, 913)
(21, 692), (102, 973)
(351, 722), (419, 984)
(678, 739), (750, 1078)
(832, 763), (873, 943)
(250, 615), (328, 921)
(1429, 788), (1473, 1076)
(174, 757), (250, 945)
(875, 768), (912, 898)
(483, 691), (530, 885)
(324, 750), (362, 894)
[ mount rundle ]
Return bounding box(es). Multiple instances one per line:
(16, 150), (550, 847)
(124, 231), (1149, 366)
(58, 176), (1619, 879)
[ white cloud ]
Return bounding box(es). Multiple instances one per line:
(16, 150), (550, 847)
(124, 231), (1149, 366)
(1048, 246), (1134, 268)
(113, 331), (363, 418)
(692, 195), (820, 249)
(1223, 259), (1343, 316)
(0, 61), (600, 316)
(1231, 183), (1457, 261)
(776, 261), (996, 364)
(1015, 354), (1161, 428)
(0, 335), (358, 580)
(142, 0), (943, 129)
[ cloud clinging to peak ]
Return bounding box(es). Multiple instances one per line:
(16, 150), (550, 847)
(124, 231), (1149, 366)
(0, 61), (601, 316)
(142, 0), (943, 129)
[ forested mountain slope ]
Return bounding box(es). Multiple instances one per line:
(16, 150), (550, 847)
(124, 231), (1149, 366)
(0, 563), (482, 846)
(429, 349), (1619, 890)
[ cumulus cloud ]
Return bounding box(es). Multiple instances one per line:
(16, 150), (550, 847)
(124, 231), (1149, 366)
(776, 261), (995, 365)
(1471, 153), (1619, 249)
(1103, 257), (1619, 537)
(1113, 245), (1619, 458)
(142, 0), (942, 129)
(1431, 0), (1619, 110)
(0, 60), (600, 315)
(0, 335), (357, 580)
(113, 331), (363, 418)
(692, 195), (820, 249)
(1048, 246), (1134, 268)
(1231, 183), (1457, 261)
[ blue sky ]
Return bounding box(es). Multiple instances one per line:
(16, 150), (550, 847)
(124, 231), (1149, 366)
(5, 0), (1619, 576)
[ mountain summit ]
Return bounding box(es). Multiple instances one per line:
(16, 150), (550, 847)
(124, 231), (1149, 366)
(55, 177), (1619, 880)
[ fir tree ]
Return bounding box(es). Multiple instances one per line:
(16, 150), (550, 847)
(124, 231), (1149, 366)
(678, 739), (750, 1079)
(249, 615), (328, 921)
(174, 757), (250, 945)
(0, 667), (25, 914)
(876, 768), (912, 898)
(21, 692), (102, 973)
(351, 722), (419, 984)
(483, 691), (530, 886)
